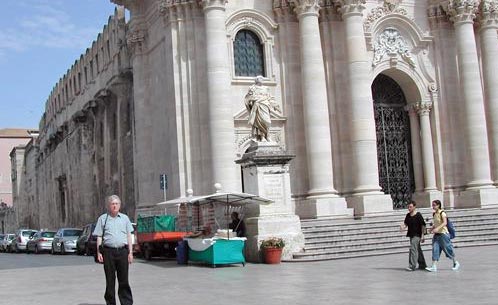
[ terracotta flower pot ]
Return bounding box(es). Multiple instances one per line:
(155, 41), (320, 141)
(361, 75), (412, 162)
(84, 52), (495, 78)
(263, 247), (283, 264)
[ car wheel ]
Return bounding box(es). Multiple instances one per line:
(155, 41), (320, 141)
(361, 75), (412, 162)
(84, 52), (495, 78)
(60, 243), (65, 255)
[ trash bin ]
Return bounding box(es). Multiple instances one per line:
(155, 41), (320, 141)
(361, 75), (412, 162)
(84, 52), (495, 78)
(176, 240), (188, 265)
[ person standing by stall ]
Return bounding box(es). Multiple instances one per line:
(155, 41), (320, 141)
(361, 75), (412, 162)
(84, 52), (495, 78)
(399, 201), (427, 271)
(94, 195), (134, 305)
(229, 212), (246, 237)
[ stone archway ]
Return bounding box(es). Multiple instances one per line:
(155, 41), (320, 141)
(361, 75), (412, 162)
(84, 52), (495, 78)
(372, 73), (415, 209)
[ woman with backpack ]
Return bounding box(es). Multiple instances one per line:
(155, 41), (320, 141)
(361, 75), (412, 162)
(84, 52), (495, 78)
(426, 199), (460, 272)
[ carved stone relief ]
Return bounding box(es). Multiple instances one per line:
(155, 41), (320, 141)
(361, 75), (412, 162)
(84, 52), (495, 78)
(372, 28), (416, 67)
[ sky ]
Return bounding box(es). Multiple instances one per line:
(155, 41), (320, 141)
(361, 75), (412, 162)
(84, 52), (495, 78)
(0, 0), (119, 129)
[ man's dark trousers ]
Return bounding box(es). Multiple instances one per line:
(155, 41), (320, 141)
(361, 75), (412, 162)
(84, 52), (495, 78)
(103, 247), (133, 305)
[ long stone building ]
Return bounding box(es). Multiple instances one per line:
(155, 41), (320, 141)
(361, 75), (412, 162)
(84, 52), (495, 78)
(14, 0), (498, 230)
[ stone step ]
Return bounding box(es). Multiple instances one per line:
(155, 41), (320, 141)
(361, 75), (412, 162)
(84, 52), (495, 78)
(303, 222), (498, 239)
(288, 241), (498, 262)
(292, 207), (498, 262)
(301, 212), (498, 231)
(303, 231), (498, 251)
(304, 227), (498, 247)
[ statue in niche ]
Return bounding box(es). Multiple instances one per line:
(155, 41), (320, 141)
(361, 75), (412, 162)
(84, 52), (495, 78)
(244, 75), (281, 142)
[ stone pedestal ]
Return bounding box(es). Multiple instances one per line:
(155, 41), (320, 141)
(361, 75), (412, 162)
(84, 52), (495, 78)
(346, 194), (393, 216)
(412, 191), (443, 208)
(296, 197), (353, 219)
(456, 188), (498, 208)
(236, 141), (304, 262)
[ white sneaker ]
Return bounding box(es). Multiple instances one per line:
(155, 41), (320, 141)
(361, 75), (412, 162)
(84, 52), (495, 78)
(425, 266), (437, 272)
(452, 261), (460, 271)
(405, 267), (415, 271)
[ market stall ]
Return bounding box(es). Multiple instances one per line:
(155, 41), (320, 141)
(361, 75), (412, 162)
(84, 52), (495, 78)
(164, 188), (272, 267)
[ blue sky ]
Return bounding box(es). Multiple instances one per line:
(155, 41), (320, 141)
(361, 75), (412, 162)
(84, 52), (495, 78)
(0, 0), (119, 129)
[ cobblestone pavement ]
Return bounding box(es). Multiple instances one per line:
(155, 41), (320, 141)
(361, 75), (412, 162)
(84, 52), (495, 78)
(0, 245), (496, 305)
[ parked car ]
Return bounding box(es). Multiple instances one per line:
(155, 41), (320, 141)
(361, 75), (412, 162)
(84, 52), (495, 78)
(26, 230), (57, 254)
(0, 234), (15, 252)
(11, 229), (38, 253)
(51, 228), (83, 254)
(76, 223), (96, 256)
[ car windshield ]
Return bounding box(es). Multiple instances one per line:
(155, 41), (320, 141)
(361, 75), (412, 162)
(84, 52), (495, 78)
(8, 235), (15, 240)
(41, 232), (56, 238)
(63, 230), (82, 237)
(22, 231), (36, 237)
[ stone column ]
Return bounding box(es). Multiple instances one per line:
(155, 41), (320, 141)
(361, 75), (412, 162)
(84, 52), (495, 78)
(445, 1), (494, 189)
(405, 105), (424, 192)
(336, 0), (392, 215)
(291, 0), (350, 217)
(200, 0), (239, 191)
(415, 102), (437, 191)
(445, 0), (498, 207)
(479, 1), (498, 184)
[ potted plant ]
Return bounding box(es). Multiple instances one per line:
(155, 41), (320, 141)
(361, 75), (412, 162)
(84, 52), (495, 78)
(260, 237), (285, 264)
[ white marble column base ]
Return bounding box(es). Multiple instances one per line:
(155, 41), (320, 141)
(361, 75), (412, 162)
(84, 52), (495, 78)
(245, 215), (305, 262)
(456, 188), (498, 208)
(346, 194), (393, 216)
(295, 197), (353, 219)
(412, 191), (443, 208)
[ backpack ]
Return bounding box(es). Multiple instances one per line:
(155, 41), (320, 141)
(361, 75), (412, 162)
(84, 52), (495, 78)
(437, 210), (456, 239)
(446, 217), (456, 239)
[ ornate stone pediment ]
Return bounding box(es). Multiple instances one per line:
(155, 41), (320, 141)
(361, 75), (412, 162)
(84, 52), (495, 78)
(372, 27), (416, 67)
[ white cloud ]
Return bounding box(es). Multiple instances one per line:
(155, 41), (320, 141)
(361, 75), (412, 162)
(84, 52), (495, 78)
(0, 1), (101, 56)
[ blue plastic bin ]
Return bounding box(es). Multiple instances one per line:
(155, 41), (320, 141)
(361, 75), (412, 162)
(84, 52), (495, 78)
(176, 240), (188, 265)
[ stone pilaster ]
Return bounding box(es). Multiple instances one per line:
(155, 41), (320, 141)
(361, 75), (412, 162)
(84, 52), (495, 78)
(444, 0), (494, 189)
(415, 102), (437, 191)
(289, 0), (351, 218)
(479, 1), (498, 184)
(200, 0), (239, 192)
(335, 0), (392, 215)
(444, 0), (498, 208)
(405, 105), (424, 193)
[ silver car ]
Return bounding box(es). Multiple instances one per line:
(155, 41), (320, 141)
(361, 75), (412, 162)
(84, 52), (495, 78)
(0, 234), (15, 252)
(12, 229), (38, 253)
(51, 228), (83, 254)
(26, 231), (57, 254)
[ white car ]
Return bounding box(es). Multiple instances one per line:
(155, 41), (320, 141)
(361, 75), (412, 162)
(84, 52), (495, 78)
(0, 234), (15, 252)
(12, 229), (38, 252)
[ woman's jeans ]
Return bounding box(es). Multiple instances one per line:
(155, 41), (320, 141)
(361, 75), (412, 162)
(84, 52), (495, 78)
(432, 233), (455, 261)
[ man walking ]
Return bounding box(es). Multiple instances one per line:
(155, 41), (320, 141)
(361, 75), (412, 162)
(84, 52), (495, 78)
(400, 201), (427, 271)
(94, 195), (134, 305)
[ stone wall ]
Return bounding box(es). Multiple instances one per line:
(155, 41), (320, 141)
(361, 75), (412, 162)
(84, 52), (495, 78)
(23, 7), (136, 229)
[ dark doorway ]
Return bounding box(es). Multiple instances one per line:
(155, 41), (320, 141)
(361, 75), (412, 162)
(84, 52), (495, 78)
(372, 74), (415, 209)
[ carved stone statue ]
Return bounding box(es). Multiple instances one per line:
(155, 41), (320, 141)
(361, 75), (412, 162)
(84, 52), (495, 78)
(244, 75), (281, 141)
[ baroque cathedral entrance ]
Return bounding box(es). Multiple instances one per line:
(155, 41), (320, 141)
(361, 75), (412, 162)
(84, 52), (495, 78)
(372, 74), (415, 209)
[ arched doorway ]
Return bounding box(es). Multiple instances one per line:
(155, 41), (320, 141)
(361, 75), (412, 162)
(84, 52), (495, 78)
(372, 74), (415, 209)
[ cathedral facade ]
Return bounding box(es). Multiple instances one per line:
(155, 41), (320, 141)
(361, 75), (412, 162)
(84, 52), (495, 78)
(16, 0), (498, 228)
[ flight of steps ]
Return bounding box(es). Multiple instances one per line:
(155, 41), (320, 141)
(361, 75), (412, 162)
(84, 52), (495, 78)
(290, 207), (498, 262)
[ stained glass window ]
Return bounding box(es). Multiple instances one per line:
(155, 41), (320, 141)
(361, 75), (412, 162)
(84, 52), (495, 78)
(234, 30), (265, 77)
